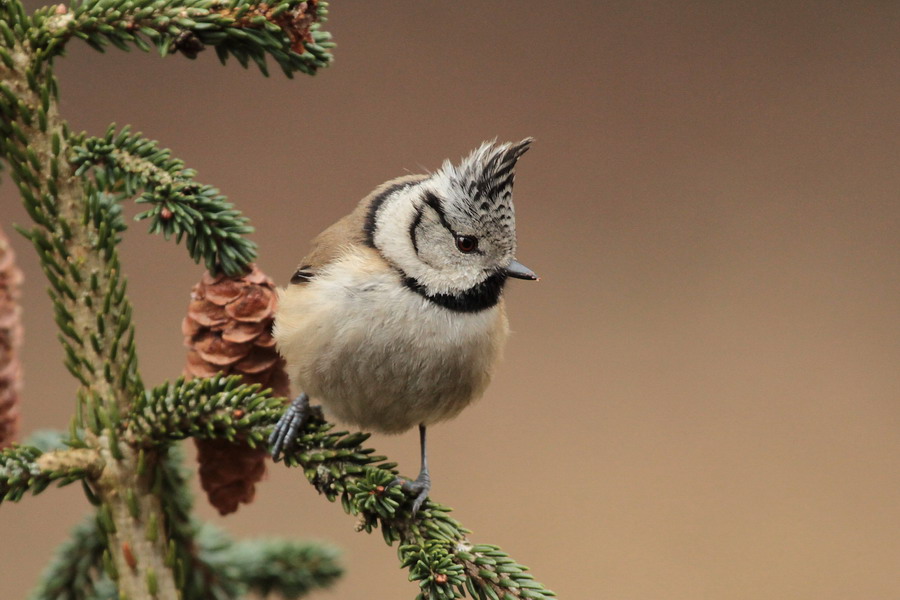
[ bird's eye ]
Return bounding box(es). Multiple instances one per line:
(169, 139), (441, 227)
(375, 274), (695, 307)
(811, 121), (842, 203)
(455, 235), (478, 253)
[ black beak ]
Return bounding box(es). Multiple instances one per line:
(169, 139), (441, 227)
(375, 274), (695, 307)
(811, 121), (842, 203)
(505, 260), (539, 281)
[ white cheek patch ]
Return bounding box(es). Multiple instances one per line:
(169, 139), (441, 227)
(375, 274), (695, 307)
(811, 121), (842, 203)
(372, 192), (423, 275)
(372, 183), (493, 296)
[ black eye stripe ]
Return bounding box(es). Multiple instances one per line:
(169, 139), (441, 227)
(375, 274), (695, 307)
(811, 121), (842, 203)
(422, 191), (455, 235)
(421, 192), (483, 255)
(364, 180), (420, 248)
(409, 205), (425, 255)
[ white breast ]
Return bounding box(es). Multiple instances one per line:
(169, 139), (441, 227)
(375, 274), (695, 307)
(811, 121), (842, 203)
(274, 247), (509, 434)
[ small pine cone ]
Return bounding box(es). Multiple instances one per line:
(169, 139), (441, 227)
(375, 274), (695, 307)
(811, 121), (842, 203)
(184, 265), (290, 515)
(0, 227), (24, 449)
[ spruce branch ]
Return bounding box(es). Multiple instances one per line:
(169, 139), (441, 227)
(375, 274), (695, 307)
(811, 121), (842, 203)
(70, 127), (257, 276)
(272, 423), (557, 600)
(0, 444), (102, 501)
(29, 515), (110, 600)
(27, 452), (344, 600)
(196, 524), (343, 599)
(31, 0), (333, 77)
(3, 3), (182, 592)
(155, 442), (240, 600)
(123, 376), (556, 600)
(225, 538), (342, 598)
(126, 374), (284, 445)
(274, 423), (557, 600)
(175, 524), (241, 600)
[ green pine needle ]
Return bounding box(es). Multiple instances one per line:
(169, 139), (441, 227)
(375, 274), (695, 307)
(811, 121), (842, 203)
(123, 373), (556, 599)
(127, 375), (284, 445)
(196, 524), (343, 599)
(69, 128), (258, 275)
(0, 445), (99, 503)
(28, 515), (114, 600)
(32, 0), (333, 78)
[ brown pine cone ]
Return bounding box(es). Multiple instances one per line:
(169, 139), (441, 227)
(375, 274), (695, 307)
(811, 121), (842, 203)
(183, 265), (290, 515)
(0, 226), (24, 449)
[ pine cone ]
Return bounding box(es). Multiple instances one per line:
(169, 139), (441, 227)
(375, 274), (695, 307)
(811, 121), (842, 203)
(0, 226), (24, 449)
(183, 265), (290, 515)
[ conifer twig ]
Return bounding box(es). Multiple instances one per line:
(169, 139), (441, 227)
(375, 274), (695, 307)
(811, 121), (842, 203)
(29, 516), (110, 600)
(32, 0), (333, 77)
(70, 128), (257, 276)
(0, 445), (101, 501)
(122, 374), (557, 600)
(195, 525), (343, 599)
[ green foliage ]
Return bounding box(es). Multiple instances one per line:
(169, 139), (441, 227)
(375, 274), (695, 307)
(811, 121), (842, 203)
(346, 466), (406, 521)
(14, 178), (142, 415)
(29, 516), (112, 600)
(127, 375), (284, 444)
(30, 0), (333, 78)
(136, 377), (556, 599)
(268, 414), (557, 600)
(199, 526), (343, 599)
(70, 127), (257, 276)
(24, 428), (72, 453)
(153, 443), (210, 599)
(29, 471), (344, 600)
(0, 444), (96, 502)
(182, 524), (245, 600)
(124, 374), (558, 599)
(452, 545), (555, 600)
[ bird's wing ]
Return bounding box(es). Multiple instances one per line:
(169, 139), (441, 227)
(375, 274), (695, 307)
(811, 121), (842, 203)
(289, 210), (365, 283)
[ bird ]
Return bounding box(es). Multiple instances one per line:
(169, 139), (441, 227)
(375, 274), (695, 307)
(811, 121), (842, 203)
(268, 139), (538, 514)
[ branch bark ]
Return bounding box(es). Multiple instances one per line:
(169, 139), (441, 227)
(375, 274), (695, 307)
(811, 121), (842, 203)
(2, 6), (177, 595)
(36, 448), (103, 474)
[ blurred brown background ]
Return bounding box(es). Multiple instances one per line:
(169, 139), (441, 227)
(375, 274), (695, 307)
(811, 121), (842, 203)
(2, 1), (899, 598)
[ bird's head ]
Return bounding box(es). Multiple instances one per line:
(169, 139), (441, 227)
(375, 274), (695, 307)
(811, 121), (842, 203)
(368, 139), (537, 307)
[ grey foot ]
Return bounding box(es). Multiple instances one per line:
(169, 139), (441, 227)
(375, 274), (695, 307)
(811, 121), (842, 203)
(269, 393), (310, 462)
(392, 470), (431, 516)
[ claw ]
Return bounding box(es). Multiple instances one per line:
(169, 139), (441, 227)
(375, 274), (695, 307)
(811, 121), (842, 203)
(391, 472), (431, 516)
(269, 393), (310, 462)
(388, 423), (433, 516)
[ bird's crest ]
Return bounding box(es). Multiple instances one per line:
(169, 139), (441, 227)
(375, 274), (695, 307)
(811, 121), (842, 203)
(437, 138), (533, 217)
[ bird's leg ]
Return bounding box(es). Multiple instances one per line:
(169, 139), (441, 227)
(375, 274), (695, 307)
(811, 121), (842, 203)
(392, 424), (431, 515)
(269, 392), (310, 462)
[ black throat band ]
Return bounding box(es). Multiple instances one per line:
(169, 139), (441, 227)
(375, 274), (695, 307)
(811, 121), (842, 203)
(403, 272), (507, 313)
